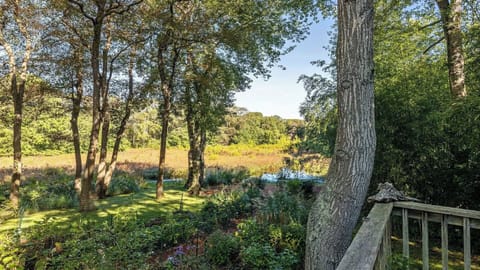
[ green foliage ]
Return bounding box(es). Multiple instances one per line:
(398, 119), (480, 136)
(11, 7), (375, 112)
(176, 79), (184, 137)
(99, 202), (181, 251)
(19, 170), (78, 211)
(204, 230), (240, 266)
(204, 167), (250, 186)
(197, 189), (257, 231)
(0, 233), (23, 270)
(142, 167), (188, 181)
(370, 2), (480, 209)
(240, 242), (298, 270)
(106, 176), (140, 196)
(234, 191), (310, 269)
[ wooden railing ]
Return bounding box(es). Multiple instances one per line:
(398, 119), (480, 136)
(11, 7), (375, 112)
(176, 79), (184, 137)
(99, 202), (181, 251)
(337, 201), (480, 270)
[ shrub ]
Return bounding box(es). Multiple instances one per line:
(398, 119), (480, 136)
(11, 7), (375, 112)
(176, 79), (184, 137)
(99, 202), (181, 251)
(107, 174), (140, 196)
(204, 230), (240, 266)
(142, 167), (188, 181)
(259, 192), (309, 225)
(242, 177), (265, 190)
(20, 173), (78, 211)
(286, 179), (303, 194)
(0, 232), (23, 269)
(204, 167), (250, 186)
(240, 242), (298, 270)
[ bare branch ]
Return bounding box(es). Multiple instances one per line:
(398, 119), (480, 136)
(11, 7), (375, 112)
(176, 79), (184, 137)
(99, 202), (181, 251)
(104, 0), (144, 17)
(418, 20), (442, 31)
(423, 37), (445, 54)
(67, 0), (95, 23)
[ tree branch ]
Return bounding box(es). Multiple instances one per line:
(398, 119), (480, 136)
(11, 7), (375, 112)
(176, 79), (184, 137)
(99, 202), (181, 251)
(67, 0), (95, 23)
(418, 20), (441, 31)
(423, 37), (445, 54)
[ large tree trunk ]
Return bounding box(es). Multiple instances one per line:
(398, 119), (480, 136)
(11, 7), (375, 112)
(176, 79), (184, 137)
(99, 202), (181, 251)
(186, 108), (202, 196)
(96, 104), (110, 199)
(305, 0), (376, 269)
(436, 0), (466, 97)
(71, 48), (84, 193)
(156, 36), (179, 200)
(96, 19), (113, 199)
(10, 75), (25, 208)
(157, 95), (169, 200)
(0, 0), (33, 209)
(199, 129), (207, 185)
(436, 0), (467, 97)
(80, 21), (103, 212)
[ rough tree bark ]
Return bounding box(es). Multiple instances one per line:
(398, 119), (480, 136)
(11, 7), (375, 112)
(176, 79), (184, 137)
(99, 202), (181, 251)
(68, 0), (142, 211)
(0, 0), (33, 208)
(71, 46), (84, 193)
(305, 0), (376, 269)
(96, 20), (113, 199)
(156, 43), (179, 200)
(156, 1), (180, 200)
(185, 83), (202, 195)
(436, 0), (466, 97)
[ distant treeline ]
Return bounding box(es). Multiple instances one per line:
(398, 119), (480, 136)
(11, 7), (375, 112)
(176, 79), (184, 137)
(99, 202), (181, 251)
(0, 95), (304, 156)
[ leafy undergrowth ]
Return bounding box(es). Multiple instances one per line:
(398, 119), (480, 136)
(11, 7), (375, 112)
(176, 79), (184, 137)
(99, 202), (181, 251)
(0, 172), (318, 269)
(390, 236), (480, 270)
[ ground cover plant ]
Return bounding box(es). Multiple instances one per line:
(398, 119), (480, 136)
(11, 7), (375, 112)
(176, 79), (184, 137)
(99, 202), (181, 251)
(0, 153), (320, 270)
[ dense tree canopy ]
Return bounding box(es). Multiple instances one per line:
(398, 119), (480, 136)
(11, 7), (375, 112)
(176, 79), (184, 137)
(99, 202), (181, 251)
(301, 0), (480, 209)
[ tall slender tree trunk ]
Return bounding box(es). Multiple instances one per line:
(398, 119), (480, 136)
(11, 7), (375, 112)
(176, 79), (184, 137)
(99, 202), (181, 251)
(80, 21), (103, 212)
(156, 37), (179, 200)
(96, 20), (113, 199)
(96, 104), (110, 199)
(436, 0), (466, 97)
(157, 93), (169, 199)
(103, 49), (136, 194)
(0, 1), (33, 208)
(10, 75), (25, 208)
(305, 0), (375, 269)
(71, 48), (84, 193)
(186, 108), (201, 196)
(199, 129), (207, 185)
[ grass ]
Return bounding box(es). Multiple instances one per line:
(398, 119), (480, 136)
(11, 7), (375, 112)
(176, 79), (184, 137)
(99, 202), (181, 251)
(0, 181), (206, 233)
(391, 236), (480, 269)
(0, 145), (289, 182)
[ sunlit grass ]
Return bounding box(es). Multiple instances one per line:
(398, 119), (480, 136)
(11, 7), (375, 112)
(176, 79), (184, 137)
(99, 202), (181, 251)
(0, 146), (288, 181)
(0, 181), (206, 233)
(391, 236), (480, 269)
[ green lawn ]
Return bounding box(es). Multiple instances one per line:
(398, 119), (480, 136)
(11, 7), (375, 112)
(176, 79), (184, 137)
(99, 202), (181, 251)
(0, 181), (206, 233)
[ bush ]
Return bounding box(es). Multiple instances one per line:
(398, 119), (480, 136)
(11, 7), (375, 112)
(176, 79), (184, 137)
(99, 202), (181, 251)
(204, 230), (240, 266)
(204, 167), (250, 186)
(259, 192), (309, 225)
(240, 243), (298, 270)
(107, 173), (140, 196)
(0, 232), (23, 269)
(286, 179), (303, 194)
(142, 167), (188, 181)
(242, 177), (265, 190)
(20, 172), (78, 211)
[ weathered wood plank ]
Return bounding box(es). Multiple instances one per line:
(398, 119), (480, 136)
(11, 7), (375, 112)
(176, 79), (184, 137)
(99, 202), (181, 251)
(394, 201), (480, 220)
(464, 217), (471, 270)
(422, 212), (429, 270)
(337, 203), (393, 270)
(392, 209), (480, 229)
(402, 208), (409, 261)
(441, 215), (448, 270)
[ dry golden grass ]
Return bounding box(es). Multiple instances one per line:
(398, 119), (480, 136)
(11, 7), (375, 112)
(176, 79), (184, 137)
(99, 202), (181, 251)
(0, 145), (289, 181)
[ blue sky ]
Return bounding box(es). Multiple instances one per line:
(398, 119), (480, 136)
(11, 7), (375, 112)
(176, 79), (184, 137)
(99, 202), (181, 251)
(235, 18), (335, 120)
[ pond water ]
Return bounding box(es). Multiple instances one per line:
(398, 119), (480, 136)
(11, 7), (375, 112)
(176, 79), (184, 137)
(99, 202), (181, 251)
(261, 168), (324, 183)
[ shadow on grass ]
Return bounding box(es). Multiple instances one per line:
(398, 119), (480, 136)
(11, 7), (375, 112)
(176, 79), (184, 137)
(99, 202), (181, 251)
(0, 182), (206, 233)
